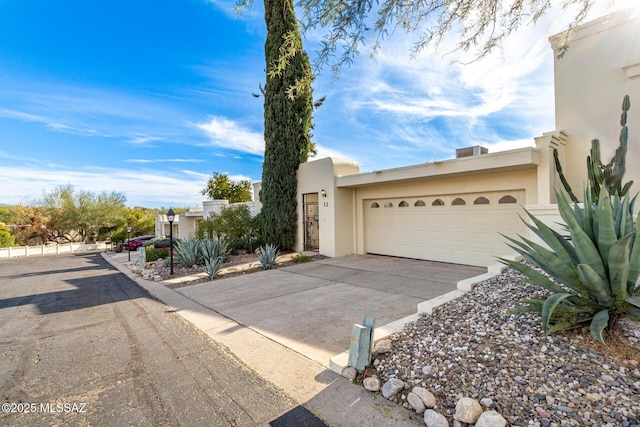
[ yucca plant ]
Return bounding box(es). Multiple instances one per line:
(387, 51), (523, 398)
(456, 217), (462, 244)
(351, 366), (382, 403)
(175, 238), (203, 267)
(256, 243), (280, 270)
(204, 256), (224, 279)
(502, 95), (640, 344)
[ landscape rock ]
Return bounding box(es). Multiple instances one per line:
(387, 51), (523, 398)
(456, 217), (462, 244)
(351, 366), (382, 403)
(407, 392), (426, 413)
(342, 367), (357, 381)
(454, 397), (483, 423)
(363, 377), (381, 392)
(381, 378), (404, 399)
(475, 410), (507, 427)
(374, 339), (392, 353)
(412, 386), (436, 408)
(423, 409), (449, 427)
(368, 266), (640, 426)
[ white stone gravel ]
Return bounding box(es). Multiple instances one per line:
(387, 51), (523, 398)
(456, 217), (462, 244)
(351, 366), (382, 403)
(368, 267), (640, 427)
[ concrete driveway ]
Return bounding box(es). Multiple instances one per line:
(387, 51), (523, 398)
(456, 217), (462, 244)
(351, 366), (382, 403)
(177, 255), (486, 366)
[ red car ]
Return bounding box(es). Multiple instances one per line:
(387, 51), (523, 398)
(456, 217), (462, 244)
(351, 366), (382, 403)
(125, 235), (155, 250)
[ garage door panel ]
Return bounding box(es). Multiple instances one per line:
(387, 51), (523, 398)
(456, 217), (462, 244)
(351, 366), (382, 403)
(364, 191), (525, 266)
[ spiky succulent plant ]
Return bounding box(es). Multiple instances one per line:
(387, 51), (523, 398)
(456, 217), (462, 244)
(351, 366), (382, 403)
(256, 243), (280, 270)
(174, 238), (203, 267)
(503, 95), (639, 344)
(204, 256), (224, 279)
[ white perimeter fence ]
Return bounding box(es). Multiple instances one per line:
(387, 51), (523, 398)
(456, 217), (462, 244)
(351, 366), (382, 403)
(0, 241), (111, 260)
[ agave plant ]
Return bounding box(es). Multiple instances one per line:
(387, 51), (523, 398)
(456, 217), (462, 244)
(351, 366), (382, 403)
(201, 238), (229, 263)
(174, 238), (203, 267)
(503, 95), (640, 344)
(256, 243), (280, 270)
(204, 256), (224, 279)
(503, 188), (640, 343)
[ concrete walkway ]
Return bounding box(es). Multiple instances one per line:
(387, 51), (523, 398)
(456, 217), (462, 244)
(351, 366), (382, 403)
(103, 251), (492, 426)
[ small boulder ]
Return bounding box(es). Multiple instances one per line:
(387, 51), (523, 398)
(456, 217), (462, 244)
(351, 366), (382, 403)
(342, 367), (357, 381)
(363, 377), (381, 392)
(475, 410), (507, 427)
(407, 392), (426, 413)
(454, 397), (483, 423)
(412, 386), (437, 408)
(424, 409), (450, 427)
(374, 339), (392, 353)
(381, 378), (404, 399)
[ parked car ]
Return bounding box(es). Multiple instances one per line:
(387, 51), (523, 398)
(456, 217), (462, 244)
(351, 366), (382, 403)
(144, 236), (173, 249)
(125, 235), (155, 251)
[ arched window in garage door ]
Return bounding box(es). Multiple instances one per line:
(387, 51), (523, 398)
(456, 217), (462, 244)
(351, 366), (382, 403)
(499, 195), (517, 204)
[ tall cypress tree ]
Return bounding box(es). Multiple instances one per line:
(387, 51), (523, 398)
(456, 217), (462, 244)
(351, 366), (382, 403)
(261, 0), (313, 250)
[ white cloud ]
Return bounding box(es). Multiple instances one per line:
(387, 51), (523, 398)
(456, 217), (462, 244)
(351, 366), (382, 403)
(195, 116), (264, 155)
(0, 166), (206, 208)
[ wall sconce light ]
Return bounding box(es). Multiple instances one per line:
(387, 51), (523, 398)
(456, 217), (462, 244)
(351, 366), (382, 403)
(321, 188), (327, 198)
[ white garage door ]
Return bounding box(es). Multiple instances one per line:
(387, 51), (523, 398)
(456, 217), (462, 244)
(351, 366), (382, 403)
(364, 191), (525, 266)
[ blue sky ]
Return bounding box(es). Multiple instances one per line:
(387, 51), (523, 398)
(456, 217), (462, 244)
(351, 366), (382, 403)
(0, 0), (634, 208)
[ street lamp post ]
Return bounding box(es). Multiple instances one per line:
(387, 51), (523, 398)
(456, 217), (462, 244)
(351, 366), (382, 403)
(166, 208), (175, 275)
(126, 226), (132, 261)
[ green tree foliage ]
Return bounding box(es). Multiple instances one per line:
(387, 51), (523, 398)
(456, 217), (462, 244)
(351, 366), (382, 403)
(0, 223), (17, 247)
(261, 0), (314, 250)
(200, 172), (252, 203)
(42, 185), (127, 243)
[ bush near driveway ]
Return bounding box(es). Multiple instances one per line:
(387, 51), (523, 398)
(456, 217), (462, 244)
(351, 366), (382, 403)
(146, 247), (169, 262)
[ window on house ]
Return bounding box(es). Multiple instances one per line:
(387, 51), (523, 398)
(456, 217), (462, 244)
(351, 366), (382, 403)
(384, 201), (393, 208)
(474, 196), (490, 205)
(399, 201), (409, 207)
(499, 195), (517, 204)
(414, 200), (426, 207)
(452, 197), (466, 206)
(370, 202), (380, 208)
(432, 199), (445, 206)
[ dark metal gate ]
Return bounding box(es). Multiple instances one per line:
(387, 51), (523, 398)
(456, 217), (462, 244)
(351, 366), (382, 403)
(303, 193), (319, 251)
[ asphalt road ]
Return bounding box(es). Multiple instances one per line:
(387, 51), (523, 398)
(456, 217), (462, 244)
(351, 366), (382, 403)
(0, 252), (299, 426)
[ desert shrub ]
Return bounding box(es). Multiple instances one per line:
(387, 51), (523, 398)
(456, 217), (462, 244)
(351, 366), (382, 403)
(198, 205), (261, 253)
(291, 253), (312, 263)
(146, 247), (169, 262)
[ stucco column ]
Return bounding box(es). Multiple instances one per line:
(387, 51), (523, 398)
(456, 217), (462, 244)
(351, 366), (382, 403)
(534, 130), (567, 205)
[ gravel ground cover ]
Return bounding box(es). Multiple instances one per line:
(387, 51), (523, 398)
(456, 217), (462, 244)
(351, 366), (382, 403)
(367, 267), (640, 426)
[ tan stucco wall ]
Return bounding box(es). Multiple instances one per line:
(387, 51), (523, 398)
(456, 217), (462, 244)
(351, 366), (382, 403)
(296, 157), (360, 257)
(552, 12), (640, 205)
(349, 167), (539, 255)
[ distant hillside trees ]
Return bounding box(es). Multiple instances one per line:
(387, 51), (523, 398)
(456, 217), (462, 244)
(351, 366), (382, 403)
(40, 185), (127, 243)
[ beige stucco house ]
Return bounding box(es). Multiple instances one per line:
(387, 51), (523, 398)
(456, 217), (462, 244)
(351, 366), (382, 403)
(293, 11), (639, 267)
(157, 12), (637, 267)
